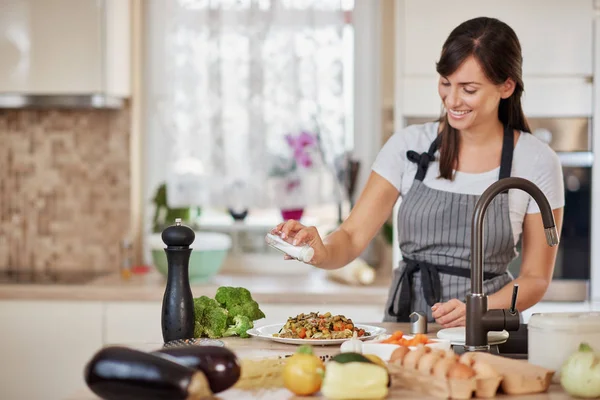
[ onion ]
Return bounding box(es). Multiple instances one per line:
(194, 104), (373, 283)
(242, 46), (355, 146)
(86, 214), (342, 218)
(340, 331), (363, 353)
(560, 342), (600, 398)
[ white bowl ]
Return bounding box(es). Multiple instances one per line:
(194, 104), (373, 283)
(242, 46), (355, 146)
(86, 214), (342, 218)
(349, 335), (452, 362)
(148, 232), (232, 251)
(360, 343), (402, 362)
(148, 232), (232, 283)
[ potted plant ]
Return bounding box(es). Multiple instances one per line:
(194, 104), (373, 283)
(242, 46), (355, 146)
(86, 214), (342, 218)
(269, 130), (320, 220)
(151, 183), (201, 233)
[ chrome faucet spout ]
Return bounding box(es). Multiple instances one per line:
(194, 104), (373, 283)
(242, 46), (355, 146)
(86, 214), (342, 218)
(465, 177), (558, 352)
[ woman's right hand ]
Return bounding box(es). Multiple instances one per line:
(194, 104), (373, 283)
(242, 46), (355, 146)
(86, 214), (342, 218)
(271, 219), (328, 266)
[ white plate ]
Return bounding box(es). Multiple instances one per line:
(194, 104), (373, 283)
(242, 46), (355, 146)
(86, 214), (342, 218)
(436, 327), (509, 345)
(248, 323), (386, 346)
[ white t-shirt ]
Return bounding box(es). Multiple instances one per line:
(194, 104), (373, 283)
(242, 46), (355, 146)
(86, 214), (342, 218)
(372, 122), (565, 245)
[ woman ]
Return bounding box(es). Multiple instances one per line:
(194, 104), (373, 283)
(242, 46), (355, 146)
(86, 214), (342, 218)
(272, 17), (564, 327)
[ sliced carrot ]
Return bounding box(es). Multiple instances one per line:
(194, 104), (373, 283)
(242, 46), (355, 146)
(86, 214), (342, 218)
(391, 330), (404, 339)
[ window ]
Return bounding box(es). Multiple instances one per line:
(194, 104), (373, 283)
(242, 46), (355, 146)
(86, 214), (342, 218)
(145, 0), (357, 227)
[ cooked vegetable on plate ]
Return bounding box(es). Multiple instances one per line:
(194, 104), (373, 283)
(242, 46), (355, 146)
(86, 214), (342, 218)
(273, 312), (369, 340)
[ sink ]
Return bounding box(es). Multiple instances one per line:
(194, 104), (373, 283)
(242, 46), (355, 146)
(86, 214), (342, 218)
(452, 324), (529, 360)
(497, 323), (528, 359)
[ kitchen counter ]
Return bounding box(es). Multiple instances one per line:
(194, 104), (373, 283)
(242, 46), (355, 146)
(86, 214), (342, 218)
(0, 255), (392, 304)
(68, 322), (572, 400)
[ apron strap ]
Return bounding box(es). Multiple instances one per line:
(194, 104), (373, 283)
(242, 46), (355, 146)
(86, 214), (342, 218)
(406, 135), (441, 182)
(407, 125), (514, 182)
(387, 258), (503, 322)
(498, 124), (515, 180)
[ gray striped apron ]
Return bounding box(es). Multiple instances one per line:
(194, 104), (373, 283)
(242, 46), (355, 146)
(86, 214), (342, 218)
(384, 125), (516, 322)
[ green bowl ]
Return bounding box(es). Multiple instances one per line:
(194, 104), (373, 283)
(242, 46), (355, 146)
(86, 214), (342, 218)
(149, 232), (232, 283)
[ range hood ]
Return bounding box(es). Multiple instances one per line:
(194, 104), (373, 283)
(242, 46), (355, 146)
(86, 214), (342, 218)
(0, 0), (131, 110)
(0, 94), (125, 109)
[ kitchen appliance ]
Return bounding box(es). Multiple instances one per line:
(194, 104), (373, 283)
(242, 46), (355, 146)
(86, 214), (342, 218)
(403, 117), (593, 302)
(510, 118), (592, 301)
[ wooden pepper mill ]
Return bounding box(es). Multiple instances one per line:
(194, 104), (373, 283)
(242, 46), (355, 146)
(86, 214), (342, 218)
(160, 218), (195, 343)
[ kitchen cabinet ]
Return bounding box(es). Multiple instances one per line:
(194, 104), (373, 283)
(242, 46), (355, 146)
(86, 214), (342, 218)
(395, 0), (595, 118)
(0, 0), (131, 97)
(401, 0), (593, 77)
(104, 301), (163, 344)
(0, 300), (103, 400)
(0, 297), (594, 400)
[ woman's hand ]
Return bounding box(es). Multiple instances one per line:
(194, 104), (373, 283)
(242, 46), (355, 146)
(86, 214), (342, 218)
(271, 219), (328, 266)
(431, 299), (466, 328)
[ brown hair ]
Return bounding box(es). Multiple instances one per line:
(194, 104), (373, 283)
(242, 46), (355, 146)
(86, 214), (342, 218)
(435, 17), (531, 180)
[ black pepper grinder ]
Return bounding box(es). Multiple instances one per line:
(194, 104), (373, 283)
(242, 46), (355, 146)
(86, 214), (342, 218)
(161, 218), (195, 343)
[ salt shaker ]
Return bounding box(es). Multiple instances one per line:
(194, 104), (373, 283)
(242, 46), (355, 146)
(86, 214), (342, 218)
(265, 233), (314, 263)
(161, 218), (195, 343)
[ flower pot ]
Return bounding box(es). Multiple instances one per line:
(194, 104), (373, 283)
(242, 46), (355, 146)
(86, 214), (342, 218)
(281, 208), (304, 221)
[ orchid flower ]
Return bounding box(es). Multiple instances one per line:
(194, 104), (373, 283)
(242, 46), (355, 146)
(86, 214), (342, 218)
(285, 130), (317, 169)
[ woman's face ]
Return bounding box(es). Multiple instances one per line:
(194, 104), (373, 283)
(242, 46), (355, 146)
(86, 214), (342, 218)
(438, 55), (514, 131)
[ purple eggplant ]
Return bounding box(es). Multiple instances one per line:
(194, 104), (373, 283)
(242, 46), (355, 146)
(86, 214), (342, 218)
(153, 346), (241, 393)
(84, 346), (212, 400)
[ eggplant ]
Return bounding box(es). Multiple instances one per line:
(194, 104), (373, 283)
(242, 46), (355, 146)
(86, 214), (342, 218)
(84, 346), (212, 400)
(153, 346), (241, 394)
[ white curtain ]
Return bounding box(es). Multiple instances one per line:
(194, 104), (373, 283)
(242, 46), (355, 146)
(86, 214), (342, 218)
(152, 0), (351, 210)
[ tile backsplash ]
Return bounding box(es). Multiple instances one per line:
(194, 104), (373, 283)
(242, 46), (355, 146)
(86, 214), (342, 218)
(0, 106), (131, 275)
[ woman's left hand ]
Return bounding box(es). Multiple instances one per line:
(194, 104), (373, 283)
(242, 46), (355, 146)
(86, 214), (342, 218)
(431, 299), (466, 328)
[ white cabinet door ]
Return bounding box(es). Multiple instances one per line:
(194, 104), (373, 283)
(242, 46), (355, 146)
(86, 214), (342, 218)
(401, 0), (594, 77)
(397, 0), (595, 118)
(0, 0), (130, 96)
(104, 301), (164, 345)
(0, 300), (103, 400)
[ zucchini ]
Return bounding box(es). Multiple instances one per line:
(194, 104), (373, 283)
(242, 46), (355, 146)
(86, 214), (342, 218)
(153, 346), (240, 393)
(330, 352), (374, 364)
(84, 346), (211, 400)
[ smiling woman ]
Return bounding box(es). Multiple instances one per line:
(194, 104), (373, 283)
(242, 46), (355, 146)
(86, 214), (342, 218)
(269, 16), (564, 328)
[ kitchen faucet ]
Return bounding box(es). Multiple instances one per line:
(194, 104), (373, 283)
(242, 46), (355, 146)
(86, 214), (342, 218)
(465, 177), (559, 352)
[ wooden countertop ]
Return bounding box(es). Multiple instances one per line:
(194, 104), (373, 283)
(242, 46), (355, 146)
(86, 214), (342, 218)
(68, 322), (572, 400)
(0, 257), (391, 304)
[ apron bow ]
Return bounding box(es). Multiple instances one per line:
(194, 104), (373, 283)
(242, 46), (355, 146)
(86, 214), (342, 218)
(407, 150), (434, 181)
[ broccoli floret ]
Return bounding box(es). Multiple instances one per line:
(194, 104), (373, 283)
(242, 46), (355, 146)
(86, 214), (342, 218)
(193, 296), (229, 339)
(215, 286), (266, 324)
(223, 315), (254, 338)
